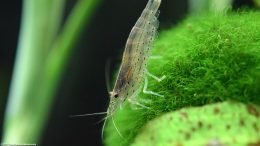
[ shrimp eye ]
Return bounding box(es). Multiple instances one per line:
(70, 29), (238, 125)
(114, 93), (119, 98)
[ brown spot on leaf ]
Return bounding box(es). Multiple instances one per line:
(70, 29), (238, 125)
(191, 127), (196, 132)
(207, 124), (212, 130)
(185, 132), (191, 140)
(247, 104), (260, 118)
(197, 121), (203, 128)
(253, 122), (259, 132)
(180, 111), (188, 119)
(240, 119), (245, 127)
(213, 107), (220, 114)
(226, 124), (231, 130)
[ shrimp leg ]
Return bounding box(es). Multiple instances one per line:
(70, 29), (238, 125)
(146, 70), (166, 82)
(143, 76), (164, 97)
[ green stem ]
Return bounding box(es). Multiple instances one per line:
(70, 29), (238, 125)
(2, 0), (65, 143)
(188, 0), (210, 13)
(2, 0), (100, 143)
(188, 0), (233, 14)
(209, 0), (233, 12)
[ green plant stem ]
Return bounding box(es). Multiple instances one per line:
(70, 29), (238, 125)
(209, 0), (233, 12)
(2, 0), (65, 143)
(188, 0), (210, 13)
(189, 0), (233, 13)
(2, 0), (100, 143)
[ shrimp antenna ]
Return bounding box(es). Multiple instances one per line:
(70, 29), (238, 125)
(95, 114), (110, 125)
(101, 114), (123, 140)
(69, 111), (107, 118)
(101, 116), (108, 140)
(112, 116), (123, 138)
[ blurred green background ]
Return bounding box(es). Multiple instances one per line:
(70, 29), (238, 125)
(0, 0), (258, 146)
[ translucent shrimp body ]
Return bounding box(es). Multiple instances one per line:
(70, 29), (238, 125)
(102, 0), (163, 139)
(108, 0), (161, 116)
(70, 0), (163, 140)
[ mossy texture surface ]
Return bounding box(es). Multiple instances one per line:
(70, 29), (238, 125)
(104, 11), (260, 146)
(131, 101), (260, 146)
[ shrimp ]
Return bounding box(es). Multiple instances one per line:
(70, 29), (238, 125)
(71, 0), (165, 139)
(106, 0), (165, 138)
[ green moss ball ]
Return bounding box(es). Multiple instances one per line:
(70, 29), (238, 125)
(131, 101), (260, 146)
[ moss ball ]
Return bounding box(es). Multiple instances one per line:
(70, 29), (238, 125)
(131, 101), (260, 146)
(104, 11), (260, 146)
